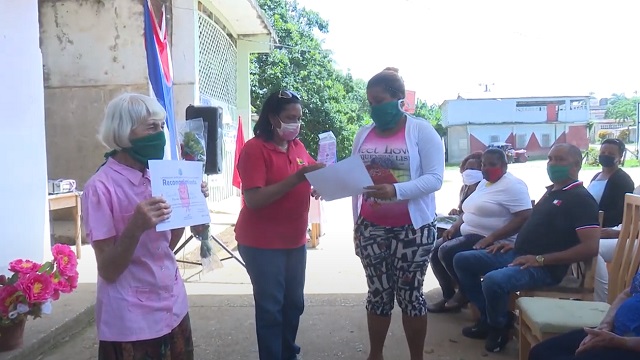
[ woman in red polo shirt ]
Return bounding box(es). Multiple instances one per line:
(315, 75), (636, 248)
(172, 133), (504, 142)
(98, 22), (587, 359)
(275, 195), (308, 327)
(235, 90), (324, 360)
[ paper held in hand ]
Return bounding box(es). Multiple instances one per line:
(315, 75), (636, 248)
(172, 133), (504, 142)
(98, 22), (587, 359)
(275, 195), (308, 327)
(149, 160), (212, 231)
(304, 155), (373, 201)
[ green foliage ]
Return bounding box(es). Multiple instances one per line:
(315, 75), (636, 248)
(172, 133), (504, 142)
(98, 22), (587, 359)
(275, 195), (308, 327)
(605, 94), (640, 122)
(584, 147), (600, 166)
(250, 0), (370, 159)
(413, 99), (445, 137)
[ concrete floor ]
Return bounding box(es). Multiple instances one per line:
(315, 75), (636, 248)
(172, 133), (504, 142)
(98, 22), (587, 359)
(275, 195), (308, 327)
(40, 294), (519, 360)
(39, 161), (640, 359)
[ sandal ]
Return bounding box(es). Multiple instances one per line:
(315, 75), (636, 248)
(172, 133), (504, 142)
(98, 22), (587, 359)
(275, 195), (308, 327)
(444, 292), (469, 312)
(427, 299), (459, 313)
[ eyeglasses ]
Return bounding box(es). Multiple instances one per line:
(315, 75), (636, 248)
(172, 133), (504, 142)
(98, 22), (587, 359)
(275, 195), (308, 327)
(278, 90), (301, 100)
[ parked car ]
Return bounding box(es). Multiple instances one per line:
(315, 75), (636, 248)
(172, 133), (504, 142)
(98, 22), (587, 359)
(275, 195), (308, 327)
(487, 142), (528, 163)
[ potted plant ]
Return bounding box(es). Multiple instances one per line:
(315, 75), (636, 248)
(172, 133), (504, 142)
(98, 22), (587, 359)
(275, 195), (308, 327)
(0, 244), (79, 352)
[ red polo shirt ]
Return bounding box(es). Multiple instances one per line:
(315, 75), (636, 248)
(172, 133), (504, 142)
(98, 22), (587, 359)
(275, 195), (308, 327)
(234, 137), (315, 249)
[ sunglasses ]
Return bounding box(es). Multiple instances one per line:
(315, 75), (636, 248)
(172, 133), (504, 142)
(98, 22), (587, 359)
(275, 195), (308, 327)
(278, 90), (301, 100)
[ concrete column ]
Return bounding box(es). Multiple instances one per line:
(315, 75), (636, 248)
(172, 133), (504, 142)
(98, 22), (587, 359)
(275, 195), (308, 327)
(237, 36), (272, 139)
(171, 0), (199, 124)
(0, 0), (50, 272)
(236, 40), (253, 139)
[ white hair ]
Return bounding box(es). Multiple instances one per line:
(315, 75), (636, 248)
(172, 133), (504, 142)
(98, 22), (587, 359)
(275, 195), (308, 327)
(98, 93), (166, 150)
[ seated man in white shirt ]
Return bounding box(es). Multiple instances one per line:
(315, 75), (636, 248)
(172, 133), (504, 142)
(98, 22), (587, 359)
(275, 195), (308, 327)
(594, 185), (640, 302)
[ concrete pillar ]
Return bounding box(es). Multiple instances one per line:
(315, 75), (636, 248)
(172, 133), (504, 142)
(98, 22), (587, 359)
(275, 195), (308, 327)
(236, 40), (253, 139)
(0, 0), (50, 272)
(171, 0), (199, 124)
(237, 36), (273, 140)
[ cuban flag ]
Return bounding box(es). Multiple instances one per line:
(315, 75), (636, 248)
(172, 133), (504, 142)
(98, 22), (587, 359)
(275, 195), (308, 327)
(143, 0), (178, 160)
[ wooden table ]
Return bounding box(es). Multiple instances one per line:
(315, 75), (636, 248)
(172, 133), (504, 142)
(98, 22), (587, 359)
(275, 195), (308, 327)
(48, 192), (82, 259)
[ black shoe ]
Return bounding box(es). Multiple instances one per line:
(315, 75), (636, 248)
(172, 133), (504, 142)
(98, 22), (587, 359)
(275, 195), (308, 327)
(484, 326), (510, 352)
(462, 321), (490, 339)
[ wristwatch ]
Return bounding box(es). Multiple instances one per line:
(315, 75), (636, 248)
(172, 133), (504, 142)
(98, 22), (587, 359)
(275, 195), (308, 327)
(535, 255), (545, 266)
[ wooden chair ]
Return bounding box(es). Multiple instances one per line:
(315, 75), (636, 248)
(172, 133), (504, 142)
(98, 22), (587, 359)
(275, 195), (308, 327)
(517, 194), (640, 360)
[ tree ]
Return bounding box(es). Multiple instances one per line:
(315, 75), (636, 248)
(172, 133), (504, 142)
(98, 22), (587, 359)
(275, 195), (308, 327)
(413, 99), (445, 137)
(250, 0), (369, 159)
(605, 94), (640, 122)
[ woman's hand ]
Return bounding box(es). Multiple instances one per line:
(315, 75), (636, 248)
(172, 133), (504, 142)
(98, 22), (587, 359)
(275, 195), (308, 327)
(201, 181), (209, 198)
(132, 197), (171, 231)
(364, 184), (396, 200)
(442, 228), (456, 241)
(487, 242), (514, 254)
(473, 235), (496, 250)
(576, 328), (626, 354)
(296, 163), (325, 182)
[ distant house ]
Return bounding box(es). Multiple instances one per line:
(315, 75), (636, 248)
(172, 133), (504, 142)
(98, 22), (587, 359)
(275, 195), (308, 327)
(441, 95), (591, 163)
(588, 97), (635, 143)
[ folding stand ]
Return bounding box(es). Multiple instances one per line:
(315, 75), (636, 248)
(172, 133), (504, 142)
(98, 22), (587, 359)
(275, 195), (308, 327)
(173, 233), (245, 268)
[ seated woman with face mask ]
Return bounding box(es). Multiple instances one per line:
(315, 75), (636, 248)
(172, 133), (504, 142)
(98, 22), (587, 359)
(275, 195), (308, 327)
(427, 148), (533, 313)
(448, 152), (484, 216)
(588, 139), (635, 302)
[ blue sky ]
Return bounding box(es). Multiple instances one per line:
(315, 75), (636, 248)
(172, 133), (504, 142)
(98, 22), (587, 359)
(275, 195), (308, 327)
(295, 0), (640, 104)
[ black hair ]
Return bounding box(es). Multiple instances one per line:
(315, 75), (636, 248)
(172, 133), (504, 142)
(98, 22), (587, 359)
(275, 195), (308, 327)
(460, 151), (483, 171)
(483, 148), (508, 166)
(601, 138), (625, 157)
(253, 91), (302, 141)
(366, 67), (406, 100)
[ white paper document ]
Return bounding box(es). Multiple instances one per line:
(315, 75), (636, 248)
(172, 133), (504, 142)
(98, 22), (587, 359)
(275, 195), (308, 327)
(305, 155), (373, 201)
(149, 160), (211, 231)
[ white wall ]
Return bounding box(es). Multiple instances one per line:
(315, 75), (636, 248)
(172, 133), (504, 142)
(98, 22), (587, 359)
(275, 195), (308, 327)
(442, 98), (590, 126)
(0, 0), (50, 273)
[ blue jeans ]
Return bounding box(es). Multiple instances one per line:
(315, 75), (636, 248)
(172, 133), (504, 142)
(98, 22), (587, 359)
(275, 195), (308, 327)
(239, 244), (306, 360)
(453, 249), (557, 328)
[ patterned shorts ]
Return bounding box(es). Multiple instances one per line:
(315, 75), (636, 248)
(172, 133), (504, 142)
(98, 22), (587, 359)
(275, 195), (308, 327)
(354, 217), (436, 317)
(98, 313), (194, 360)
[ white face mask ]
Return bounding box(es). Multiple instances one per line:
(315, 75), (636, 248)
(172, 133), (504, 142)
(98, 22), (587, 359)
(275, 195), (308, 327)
(462, 169), (483, 185)
(277, 118), (301, 141)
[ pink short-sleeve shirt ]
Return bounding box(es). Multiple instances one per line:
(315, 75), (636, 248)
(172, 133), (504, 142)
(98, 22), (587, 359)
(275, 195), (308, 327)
(81, 158), (189, 342)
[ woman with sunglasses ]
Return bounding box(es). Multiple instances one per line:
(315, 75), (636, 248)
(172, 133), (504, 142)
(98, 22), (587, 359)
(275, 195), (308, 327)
(235, 90), (324, 360)
(352, 67), (444, 360)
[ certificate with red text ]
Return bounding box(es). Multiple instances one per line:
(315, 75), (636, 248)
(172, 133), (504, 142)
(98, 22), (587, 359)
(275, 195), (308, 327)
(149, 160), (211, 231)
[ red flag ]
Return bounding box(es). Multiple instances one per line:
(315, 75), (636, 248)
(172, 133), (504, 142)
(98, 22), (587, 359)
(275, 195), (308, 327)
(232, 116), (245, 189)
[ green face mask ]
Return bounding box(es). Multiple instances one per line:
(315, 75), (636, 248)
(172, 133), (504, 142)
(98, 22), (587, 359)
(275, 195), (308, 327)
(122, 131), (166, 167)
(370, 100), (404, 131)
(547, 164), (572, 183)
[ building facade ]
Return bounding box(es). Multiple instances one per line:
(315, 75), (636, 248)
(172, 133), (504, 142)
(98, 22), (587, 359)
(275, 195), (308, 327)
(40, 0), (274, 204)
(442, 96), (591, 163)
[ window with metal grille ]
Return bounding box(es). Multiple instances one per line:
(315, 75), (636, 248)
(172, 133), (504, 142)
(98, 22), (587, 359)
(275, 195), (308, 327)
(490, 135), (500, 143)
(541, 133), (551, 148)
(516, 134), (527, 148)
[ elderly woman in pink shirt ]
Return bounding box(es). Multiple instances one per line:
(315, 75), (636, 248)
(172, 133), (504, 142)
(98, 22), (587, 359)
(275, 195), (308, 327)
(82, 93), (207, 360)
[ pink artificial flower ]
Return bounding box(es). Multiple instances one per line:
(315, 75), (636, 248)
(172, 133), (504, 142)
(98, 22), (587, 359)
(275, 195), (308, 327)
(51, 289), (60, 301)
(0, 285), (20, 317)
(51, 244), (78, 278)
(16, 272), (54, 303)
(52, 271), (78, 294)
(9, 259), (42, 274)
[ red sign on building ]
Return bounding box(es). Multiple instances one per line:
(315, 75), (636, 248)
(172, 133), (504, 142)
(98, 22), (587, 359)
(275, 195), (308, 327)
(403, 90), (416, 114)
